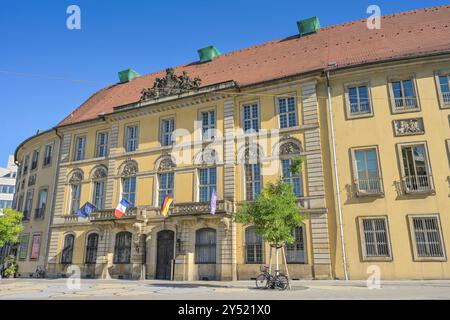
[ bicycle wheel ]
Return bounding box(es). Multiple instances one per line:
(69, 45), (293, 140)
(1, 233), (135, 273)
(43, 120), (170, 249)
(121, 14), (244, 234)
(256, 274), (269, 289)
(275, 275), (289, 291)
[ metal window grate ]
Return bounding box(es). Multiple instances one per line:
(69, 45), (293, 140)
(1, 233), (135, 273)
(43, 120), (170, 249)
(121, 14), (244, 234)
(412, 217), (444, 258)
(362, 218), (390, 257)
(245, 227), (263, 264)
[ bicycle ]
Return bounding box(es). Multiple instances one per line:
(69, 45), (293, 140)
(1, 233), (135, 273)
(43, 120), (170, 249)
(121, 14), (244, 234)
(256, 265), (289, 291)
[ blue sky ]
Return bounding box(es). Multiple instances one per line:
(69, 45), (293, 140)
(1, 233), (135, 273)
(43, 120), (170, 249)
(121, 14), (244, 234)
(0, 0), (447, 164)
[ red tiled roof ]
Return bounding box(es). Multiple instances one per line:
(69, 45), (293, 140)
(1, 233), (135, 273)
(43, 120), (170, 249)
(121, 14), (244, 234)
(59, 5), (450, 126)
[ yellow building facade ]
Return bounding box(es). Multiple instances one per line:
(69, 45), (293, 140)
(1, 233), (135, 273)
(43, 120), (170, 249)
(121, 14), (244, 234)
(13, 6), (450, 280)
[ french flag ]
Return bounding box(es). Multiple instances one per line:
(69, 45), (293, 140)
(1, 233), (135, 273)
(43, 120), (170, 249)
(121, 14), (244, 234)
(115, 198), (131, 218)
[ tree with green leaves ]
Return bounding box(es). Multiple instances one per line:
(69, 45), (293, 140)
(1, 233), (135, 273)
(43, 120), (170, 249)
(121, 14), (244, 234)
(0, 208), (23, 248)
(234, 156), (305, 278)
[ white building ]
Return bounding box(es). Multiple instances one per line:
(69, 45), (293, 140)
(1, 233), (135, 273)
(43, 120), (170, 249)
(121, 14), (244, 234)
(0, 155), (17, 209)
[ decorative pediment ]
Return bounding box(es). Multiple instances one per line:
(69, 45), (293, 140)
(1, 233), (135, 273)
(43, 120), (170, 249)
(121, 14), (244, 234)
(140, 68), (202, 101)
(158, 156), (176, 171)
(121, 161), (138, 177)
(280, 141), (301, 155)
(92, 166), (108, 180)
(69, 170), (83, 184)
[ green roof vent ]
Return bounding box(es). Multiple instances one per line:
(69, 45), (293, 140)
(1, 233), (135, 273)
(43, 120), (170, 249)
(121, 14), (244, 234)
(297, 17), (320, 36)
(118, 69), (140, 83)
(197, 46), (221, 63)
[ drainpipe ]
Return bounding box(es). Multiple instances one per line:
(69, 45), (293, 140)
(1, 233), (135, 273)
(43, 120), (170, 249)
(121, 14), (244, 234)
(325, 71), (348, 280)
(43, 128), (62, 272)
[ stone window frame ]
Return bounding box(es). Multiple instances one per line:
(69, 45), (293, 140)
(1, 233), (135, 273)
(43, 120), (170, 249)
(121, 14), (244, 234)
(197, 106), (217, 142)
(407, 214), (447, 262)
(275, 93), (299, 129)
(30, 148), (40, 171)
(244, 225), (264, 264)
(61, 233), (75, 265)
(34, 186), (49, 220)
(350, 145), (384, 197)
(42, 142), (54, 168)
(240, 100), (261, 134)
(84, 231), (99, 265)
(72, 134), (87, 162)
(357, 215), (393, 262)
(434, 69), (450, 109)
(446, 139), (450, 170)
(159, 115), (176, 147)
(91, 166), (108, 210)
(344, 80), (374, 119)
(95, 130), (110, 158)
(286, 224), (308, 264)
(396, 141), (435, 194)
(124, 123), (140, 153)
(387, 73), (421, 114)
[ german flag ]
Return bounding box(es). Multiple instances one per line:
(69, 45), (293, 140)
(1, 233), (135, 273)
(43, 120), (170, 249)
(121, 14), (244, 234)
(161, 195), (173, 217)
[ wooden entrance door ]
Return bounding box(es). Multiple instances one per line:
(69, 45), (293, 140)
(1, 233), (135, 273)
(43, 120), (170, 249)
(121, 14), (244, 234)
(156, 230), (175, 280)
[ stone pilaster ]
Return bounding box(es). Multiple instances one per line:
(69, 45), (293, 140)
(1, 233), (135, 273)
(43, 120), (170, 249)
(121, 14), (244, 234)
(223, 99), (236, 201)
(105, 124), (119, 209)
(301, 82), (332, 279)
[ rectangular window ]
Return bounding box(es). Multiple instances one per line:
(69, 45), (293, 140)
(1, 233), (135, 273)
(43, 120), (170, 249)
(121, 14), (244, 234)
(281, 159), (303, 197)
(30, 234), (41, 260)
(390, 79), (419, 112)
(23, 155), (29, 174)
(19, 234), (30, 260)
(0, 185), (15, 194)
(122, 177), (136, 206)
(278, 96), (297, 128)
(409, 215), (446, 260)
(245, 163), (261, 201)
(161, 118), (175, 146)
(400, 144), (433, 193)
(359, 217), (392, 260)
(125, 126), (139, 152)
(348, 85), (371, 115)
(96, 132), (109, 158)
(353, 148), (383, 195)
(201, 111), (216, 140)
(438, 74), (450, 107)
(242, 103), (259, 133)
(74, 136), (86, 161)
(31, 150), (39, 170)
(23, 190), (34, 220)
(35, 189), (47, 219)
(199, 167), (217, 202)
(93, 181), (105, 210)
(43, 144), (53, 166)
(158, 172), (174, 206)
(70, 184), (81, 215)
(286, 226), (306, 263)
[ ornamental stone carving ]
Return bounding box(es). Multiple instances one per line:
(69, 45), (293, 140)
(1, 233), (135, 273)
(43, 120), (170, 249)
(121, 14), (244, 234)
(121, 161), (138, 177)
(28, 174), (36, 187)
(69, 170), (83, 184)
(198, 148), (218, 166)
(140, 68), (202, 101)
(158, 156), (175, 171)
(280, 141), (301, 156)
(92, 166), (108, 180)
(394, 118), (424, 136)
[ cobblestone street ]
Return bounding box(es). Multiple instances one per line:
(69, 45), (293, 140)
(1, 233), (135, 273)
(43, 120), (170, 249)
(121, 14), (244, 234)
(1, 279), (450, 300)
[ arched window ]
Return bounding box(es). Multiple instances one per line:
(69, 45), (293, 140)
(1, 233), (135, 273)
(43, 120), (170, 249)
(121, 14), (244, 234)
(195, 228), (216, 264)
(120, 161), (138, 206)
(92, 167), (107, 210)
(245, 227), (263, 264)
(114, 232), (132, 264)
(69, 170), (83, 215)
(85, 233), (99, 264)
(61, 234), (75, 264)
(286, 226), (306, 264)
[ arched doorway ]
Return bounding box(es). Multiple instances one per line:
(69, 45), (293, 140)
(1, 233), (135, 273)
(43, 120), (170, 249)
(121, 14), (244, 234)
(156, 230), (175, 280)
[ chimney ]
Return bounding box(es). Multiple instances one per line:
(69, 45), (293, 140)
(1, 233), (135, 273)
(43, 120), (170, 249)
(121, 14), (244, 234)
(118, 69), (140, 83)
(297, 17), (320, 36)
(197, 46), (221, 63)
